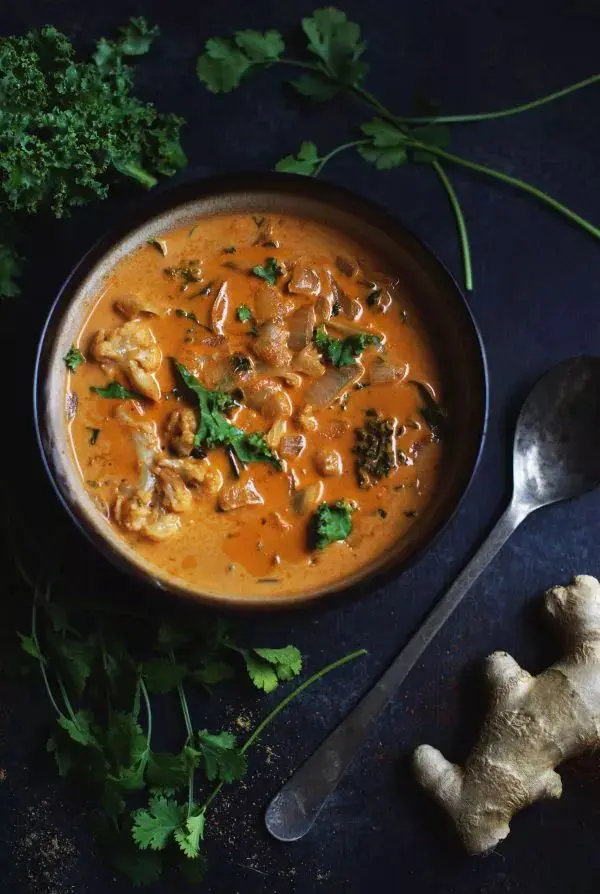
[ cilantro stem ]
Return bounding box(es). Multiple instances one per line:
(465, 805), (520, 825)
(409, 140), (600, 240)
(393, 73), (600, 125)
(31, 594), (65, 721)
(201, 648), (367, 812)
(314, 140), (370, 175)
(276, 58), (321, 72)
(431, 161), (473, 291)
(139, 678), (153, 759)
(170, 649), (195, 815)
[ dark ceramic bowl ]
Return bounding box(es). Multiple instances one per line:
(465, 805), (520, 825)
(34, 173), (488, 609)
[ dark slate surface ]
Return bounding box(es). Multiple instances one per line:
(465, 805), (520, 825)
(2, 1), (600, 892)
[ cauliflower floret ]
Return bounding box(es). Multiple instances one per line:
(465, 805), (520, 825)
(157, 457), (224, 495)
(91, 320), (162, 400)
(164, 408), (197, 457)
(114, 489), (153, 532)
(155, 467), (193, 513)
(143, 514), (181, 541)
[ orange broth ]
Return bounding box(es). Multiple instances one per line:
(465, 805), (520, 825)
(67, 212), (445, 598)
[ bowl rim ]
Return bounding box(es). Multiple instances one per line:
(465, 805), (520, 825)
(33, 171), (489, 611)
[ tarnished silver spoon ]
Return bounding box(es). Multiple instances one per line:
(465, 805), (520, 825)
(265, 356), (600, 842)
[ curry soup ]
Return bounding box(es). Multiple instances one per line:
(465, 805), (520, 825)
(67, 212), (446, 598)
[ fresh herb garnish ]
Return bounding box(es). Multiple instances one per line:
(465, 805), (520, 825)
(63, 346), (86, 373)
(314, 324), (380, 366)
(199, 7), (600, 293)
(311, 500), (354, 550)
(236, 304), (254, 323)
(411, 381), (448, 441)
(90, 382), (145, 400)
(251, 257), (283, 286)
(0, 18), (186, 298)
(175, 309), (199, 322)
(14, 563), (366, 888)
(148, 238), (168, 256)
(174, 361), (281, 469)
(88, 428), (101, 445)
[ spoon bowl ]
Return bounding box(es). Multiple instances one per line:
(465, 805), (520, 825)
(514, 356), (600, 509)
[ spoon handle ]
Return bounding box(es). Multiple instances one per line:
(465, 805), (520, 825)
(265, 499), (530, 842)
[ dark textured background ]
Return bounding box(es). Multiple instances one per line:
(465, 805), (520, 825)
(2, 1), (600, 892)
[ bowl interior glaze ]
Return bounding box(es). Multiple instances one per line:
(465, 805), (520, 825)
(35, 174), (488, 609)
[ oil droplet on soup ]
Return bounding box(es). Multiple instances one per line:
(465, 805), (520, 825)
(67, 212), (446, 599)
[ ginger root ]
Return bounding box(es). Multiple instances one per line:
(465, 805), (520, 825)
(413, 574), (600, 855)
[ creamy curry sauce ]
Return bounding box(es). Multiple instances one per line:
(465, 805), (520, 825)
(67, 213), (446, 598)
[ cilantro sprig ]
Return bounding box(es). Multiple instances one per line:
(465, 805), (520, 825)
(16, 572), (365, 887)
(174, 360), (281, 469)
(312, 500), (354, 549)
(63, 346), (86, 372)
(90, 382), (145, 400)
(198, 7), (600, 293)
(314, 324), (380, 366)
(251, 256), (283, 285)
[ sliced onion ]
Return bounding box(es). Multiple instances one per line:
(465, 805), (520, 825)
(368, 358), (409, 385)
(256, 365), (302, 387)
(335, 255), (359, 278)
(293, 345), (325, 378)
(218, 479), (264, 511)
(211, 282), (229, 335)
(265, 418), (287, 449)
(288, 261), (321, 297)
(253, 322), (293, 367)
(288, 305), (316, 350)
(254, 282), (293, 324)
(114, 295), (160, 319)
(330, 276), (362, 320)
(292, 480), (324, 515)
(280, 434), (307, 458)
(304, 361), (364, 408)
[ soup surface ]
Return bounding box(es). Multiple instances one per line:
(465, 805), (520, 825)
(67, 212), (446, 599)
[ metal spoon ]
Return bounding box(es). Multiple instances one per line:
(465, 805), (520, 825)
(265, 356), (600, 842)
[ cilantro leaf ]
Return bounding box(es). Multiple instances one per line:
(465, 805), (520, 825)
(275, 141), (320, 176)
(175, 361), (281, 469)
(358, 119), (409, 170)
(236, 304), (253, 323)
(243, 645), (302, 693)
(409, 123), (452, 163)
(147, 748), (196, 791)
(234, 29), (285, 63)
(312, 500), (354, 550)
(101, 712), (147, 771)
(18, 633), (43, 661)
(64, 346), (86, 373)
(190, 660), (234, 687)
(174, 811), (205, 859)
(197, 30), (284, 93)
(132, 795), (185, 851)
(90, 382), (145, 400)
(301, 8), (367, 86)
(314, 324), (381, 366)
(251, 256), (283, 285)
(47, 631), (97, 699)
(290, 74), (340, 102)
(92, 815), (164, 887)
(142, 658), (187, 694)
(195, 731), (247, 783)
(57, 710), (99, 748)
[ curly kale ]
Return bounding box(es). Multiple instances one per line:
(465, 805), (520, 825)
(353, 409), (398, 488)
(0, 18), (186, 296)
